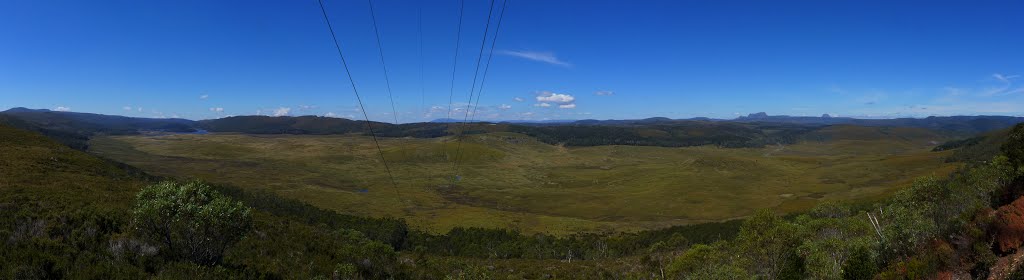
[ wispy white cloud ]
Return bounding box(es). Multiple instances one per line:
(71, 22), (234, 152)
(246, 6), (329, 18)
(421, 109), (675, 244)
(421, 105), (450, 118)
(845, 73), (1024, 117)
(513, 97), (524, 102)
(199, 94), (209, 100)
(54, 106), (70, 112)
(534, 102), (551, 107)
(324, 112), (337, 117)
(123, 106), (132, 111)
(981, 73), (1021, 96)
(499, 104), (512, 110)
(497, 50), (571, 67)
(272, 107), (291, 117)
(558, 104), (576, 109)
(594, 90), (614, 96)
(993, 73), (1020, 83)
(209, 107), (224, 112)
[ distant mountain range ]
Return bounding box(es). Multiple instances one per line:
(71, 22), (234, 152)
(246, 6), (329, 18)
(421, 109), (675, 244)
(488, 113), (1024, 135)
(1, 107), (196, 134)
(0, 107), (196, 149)
(432, 118), (579, 124)
(4, 107), (1023, 150)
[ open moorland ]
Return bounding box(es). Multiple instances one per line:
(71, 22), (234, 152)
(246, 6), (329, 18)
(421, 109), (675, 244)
(90, 124), (959, 234)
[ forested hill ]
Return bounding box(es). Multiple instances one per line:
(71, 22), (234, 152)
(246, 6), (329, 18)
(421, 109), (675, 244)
(0, 107), (196, 136)
(5, 107), (1024, 149)
(933, 126), (1016, 163)
(734, 112), (1024, 134)
(0, 122), (743, 278)
(7, 116), (1024, 278)
(197, 116), (954, 148)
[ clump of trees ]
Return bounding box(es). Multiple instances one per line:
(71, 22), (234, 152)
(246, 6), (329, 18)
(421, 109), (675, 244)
(1004, 124), (1024, 168)
(130, 181), (253, 265)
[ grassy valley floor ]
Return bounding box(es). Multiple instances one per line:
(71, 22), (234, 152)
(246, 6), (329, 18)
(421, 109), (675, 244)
(89, 127), (958, 234)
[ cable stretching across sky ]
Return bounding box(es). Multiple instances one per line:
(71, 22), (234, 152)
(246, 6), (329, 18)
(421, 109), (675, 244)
(314, 0), (402, 201)
(455, 0), (509, 186)
(450, 0), (500, 187)
(365, 0), (400, 124)
(444, 0), (466, 128)
(440, 0), (467, 184)
(467, 0), (510, 128)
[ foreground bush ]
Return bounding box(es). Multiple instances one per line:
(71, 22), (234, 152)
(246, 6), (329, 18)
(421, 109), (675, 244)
(130, 181), (253, 265)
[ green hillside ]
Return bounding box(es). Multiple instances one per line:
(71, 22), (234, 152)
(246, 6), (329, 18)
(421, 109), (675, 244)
(0, 122), (746, 278)
(934, 127), (1014, 164)
(89, 125), (958, 234)
(7, 121), (1024, 278)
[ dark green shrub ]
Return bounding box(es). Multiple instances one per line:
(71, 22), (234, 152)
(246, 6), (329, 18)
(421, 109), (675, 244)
(1002, 123), (1024, 169)
(130, 181), (252, 265)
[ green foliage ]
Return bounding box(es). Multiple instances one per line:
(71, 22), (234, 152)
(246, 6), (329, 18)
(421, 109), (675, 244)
(797, 203), (875, 280)
(1003, 123), (1024, 169)
(7, 114), (1024, 278)
(410, 220), (740, 260)
(842, 246), (878, 280)
(443, 264), (494, 280)
(0, 203), (156, 279)
(735, 209), (803, 279)
(209, 185), (410, 249)
(679, 264), (750, 280)
(152, 262), (237, 280)
(668, 242), (750, 279)
(130, 181), (253, 265)
(877, 204), (938, 260)
(932, 135), (986, 152)
(222, 219), (403, 279)
(0, 114), (91, 150)
(938, 127), (1014, 164)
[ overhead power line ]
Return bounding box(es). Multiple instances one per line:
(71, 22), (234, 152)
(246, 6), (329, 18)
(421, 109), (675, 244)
(455, 0), (509, 184)
(449, 0), (499, 187)
(315, 0), (402, 200)
(440, 0), (467, 183)
(365, 0), (401, 124)
(467, 0), (509, 125)
(445, 0), (467, 127)
(419, 5), (426, 121)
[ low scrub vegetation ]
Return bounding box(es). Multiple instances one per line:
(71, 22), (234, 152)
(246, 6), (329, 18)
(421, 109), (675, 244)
(5, 123), (1024, 278)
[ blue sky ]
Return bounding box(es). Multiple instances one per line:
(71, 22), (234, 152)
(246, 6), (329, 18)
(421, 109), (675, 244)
(2, 0), (1023, 122)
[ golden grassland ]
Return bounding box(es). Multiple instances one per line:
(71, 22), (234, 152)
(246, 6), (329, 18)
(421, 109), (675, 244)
(89, 126), (959, 235)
